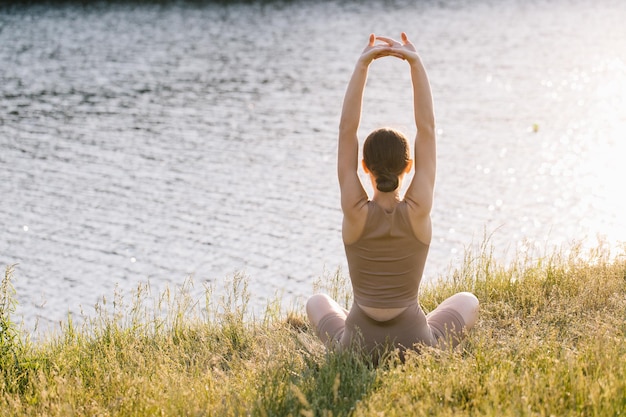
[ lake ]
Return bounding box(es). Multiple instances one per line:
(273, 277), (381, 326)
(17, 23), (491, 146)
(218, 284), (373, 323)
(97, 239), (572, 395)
(1, 0), (625, 335)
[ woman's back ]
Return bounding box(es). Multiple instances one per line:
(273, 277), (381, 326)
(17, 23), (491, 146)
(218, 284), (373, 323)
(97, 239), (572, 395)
(344, 200), (429, 309)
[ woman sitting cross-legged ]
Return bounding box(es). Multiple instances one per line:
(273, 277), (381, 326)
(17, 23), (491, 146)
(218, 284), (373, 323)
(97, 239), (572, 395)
(306, 33), (479, 362)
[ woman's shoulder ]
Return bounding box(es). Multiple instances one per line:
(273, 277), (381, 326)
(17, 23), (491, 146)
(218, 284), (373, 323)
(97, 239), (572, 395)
(400, 199), (432, 245)
(342, 199), (371, 245)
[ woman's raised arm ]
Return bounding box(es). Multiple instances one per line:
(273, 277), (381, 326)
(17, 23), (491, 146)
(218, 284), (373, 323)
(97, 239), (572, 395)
(385, 33), (436, 217)
(337, 35), (393, 217)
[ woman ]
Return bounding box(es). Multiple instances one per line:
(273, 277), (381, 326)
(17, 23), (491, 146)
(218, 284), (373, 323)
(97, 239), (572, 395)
(306, 33), (479, 361)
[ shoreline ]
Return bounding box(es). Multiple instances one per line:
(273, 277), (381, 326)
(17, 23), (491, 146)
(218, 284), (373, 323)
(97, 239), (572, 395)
(2, 240), (625, 415)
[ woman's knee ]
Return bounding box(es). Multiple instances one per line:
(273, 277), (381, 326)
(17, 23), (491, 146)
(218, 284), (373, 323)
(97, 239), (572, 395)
(458, 292), (479, 307)
(440, 292), (479, 329)
(306, 293), (341, 325)
(456, 292), (479, 328)
(306, 293), (333, 312)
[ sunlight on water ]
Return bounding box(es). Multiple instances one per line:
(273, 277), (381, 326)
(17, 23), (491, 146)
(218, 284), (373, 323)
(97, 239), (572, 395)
(577, 57), (626, 247)
(520, 53), (626, 256)
(1, 0), (626, 334)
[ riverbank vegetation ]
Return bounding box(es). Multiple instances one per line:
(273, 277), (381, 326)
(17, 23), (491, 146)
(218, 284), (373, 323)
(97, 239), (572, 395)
(2, 240), (626, 416)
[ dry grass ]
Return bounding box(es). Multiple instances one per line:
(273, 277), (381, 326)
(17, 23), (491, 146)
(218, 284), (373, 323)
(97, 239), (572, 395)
(1, 240), (625, 416)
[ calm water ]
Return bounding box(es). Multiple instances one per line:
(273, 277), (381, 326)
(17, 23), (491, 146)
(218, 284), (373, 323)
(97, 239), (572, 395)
(1, 0), (625, 334)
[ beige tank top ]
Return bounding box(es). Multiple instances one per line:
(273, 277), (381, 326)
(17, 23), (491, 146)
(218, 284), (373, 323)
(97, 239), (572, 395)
(344, 200), (429, 309)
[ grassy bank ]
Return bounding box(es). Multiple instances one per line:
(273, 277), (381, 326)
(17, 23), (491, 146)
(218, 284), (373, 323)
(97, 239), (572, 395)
(2, 241), (626, 416)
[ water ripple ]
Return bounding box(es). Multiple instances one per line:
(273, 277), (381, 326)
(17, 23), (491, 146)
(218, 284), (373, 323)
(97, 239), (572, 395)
(1, 0), (626, 334)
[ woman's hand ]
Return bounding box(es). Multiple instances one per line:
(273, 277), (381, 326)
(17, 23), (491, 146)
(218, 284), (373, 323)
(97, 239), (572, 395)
(356, 34), (395, 66)
(375, 32), (420, 65)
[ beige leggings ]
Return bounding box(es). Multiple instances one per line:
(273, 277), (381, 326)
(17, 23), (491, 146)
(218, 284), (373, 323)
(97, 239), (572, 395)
(316, 301), (466, 361)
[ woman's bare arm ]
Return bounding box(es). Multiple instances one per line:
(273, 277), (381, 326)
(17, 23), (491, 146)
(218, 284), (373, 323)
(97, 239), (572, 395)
(338, 35), (393, 219)
(380, 33), (436, 242)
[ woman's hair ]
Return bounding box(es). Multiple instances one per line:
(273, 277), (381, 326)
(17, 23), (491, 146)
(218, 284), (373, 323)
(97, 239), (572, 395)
(363, 127), (411, 193)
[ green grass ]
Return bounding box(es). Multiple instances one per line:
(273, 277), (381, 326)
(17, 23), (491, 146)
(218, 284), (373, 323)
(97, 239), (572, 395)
(1, 240), (626, 416)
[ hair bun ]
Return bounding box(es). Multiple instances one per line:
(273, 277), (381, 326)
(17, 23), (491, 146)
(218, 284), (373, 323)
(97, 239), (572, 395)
(375, 174), (399, 193)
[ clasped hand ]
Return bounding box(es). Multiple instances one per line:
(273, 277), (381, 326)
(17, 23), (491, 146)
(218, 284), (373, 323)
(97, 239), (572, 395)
(359, 32), (419, 65)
